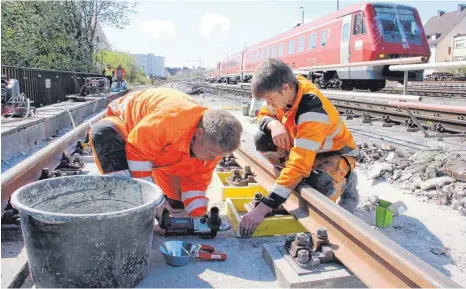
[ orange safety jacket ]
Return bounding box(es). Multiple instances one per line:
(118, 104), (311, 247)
(257, 75), (357, 208)
(105, 87), (221, 217)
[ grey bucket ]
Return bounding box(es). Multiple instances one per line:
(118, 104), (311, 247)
(10, 175), (164, 288)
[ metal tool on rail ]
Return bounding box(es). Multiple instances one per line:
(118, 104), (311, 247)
(160, 206), (231, 239)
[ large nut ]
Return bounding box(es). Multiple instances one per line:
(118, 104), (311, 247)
(296, 232), (308, 245)
(309, 256), (321, 267)
(297, 250), (310, 264)
(316, 227), (328, 239)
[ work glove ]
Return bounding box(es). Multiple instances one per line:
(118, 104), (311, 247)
(239, 202), (273, 238)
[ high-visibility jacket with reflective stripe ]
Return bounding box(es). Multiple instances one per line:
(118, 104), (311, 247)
(257, 75), (357, 208)
(106, 87), (221, 216)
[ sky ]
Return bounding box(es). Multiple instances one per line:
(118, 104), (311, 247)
(102, 0), (465, 68)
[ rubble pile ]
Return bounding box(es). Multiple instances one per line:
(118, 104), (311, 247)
(358, 142), (466, 216)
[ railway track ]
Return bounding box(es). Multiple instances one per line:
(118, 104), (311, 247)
(1, 104), (461, 287)
(187, 82), (466, 134)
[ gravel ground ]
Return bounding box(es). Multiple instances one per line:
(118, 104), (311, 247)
(173, 81), (466, 286)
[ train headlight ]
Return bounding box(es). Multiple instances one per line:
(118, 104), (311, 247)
(378, 53), (385, 59)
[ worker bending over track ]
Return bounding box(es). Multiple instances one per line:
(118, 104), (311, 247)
(240, 58), (360, 238)
(89, 87), (243, 223)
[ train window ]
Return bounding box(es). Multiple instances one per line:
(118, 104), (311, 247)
(321, 30), (327, 47)
(342, 23), (350, 42)
(278, 43), (284, 56)
(353, 13), (367, 35)
(255, 50), (259, 62)
(260, 49), (264, 60)
(297, 37), (305, 52)
(272, 45), (277, 57)
(288, 40), (295, 54)
(266, 47), (270, 58)
(308, 33), (317, 49)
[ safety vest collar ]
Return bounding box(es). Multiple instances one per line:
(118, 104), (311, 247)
(282, 75), (311, 120)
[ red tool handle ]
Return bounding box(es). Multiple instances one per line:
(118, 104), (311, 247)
(200, 244), (215, 253)
(198, 252), (227, 261)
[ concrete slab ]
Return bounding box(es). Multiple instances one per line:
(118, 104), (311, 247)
(262, 243), (365, 288)
(1, 227), (29, 288)
(1, 90), (128, 164)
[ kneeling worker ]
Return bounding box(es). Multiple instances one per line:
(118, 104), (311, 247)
(240, 58), (359, 237)
(89, 87), (243, 222)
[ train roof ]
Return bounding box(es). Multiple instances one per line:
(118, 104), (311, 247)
(244, 2), (418, 52)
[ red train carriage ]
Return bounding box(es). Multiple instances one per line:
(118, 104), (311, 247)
(213, 2), (430, 91)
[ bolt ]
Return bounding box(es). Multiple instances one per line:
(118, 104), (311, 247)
(297, 250), (310, 264)
(316, 228), (328, 239)
(254, 192), (262, 200)
(296, 232), (307, 245)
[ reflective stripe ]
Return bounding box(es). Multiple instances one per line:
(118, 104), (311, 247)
(184, 198), (208, 214)
(271, 183), (292, 198)
(106, 169), (131, 178)
(295, 138), (321, 151)
(139, 176), (154, 183)
(181, 190), (205, 202)
(297, 112), (329, 125)
(128, 160), (153, 172)
(319, 118), (343, 152)
(108, 100), (118, 113)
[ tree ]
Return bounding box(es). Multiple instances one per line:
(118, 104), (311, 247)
(1, 0), (135, 72)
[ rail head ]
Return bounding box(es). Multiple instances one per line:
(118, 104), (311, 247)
(233, 146), (461, 288)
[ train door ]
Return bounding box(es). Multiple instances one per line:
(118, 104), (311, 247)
(340, 14), (352, 65)
(350, 12), (366, 63)
(340, 14), (352, 80)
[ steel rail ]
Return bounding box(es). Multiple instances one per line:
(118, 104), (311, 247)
(0, 84), (166, 203)
(233, 147), (461, 288)
(1, 110), (106, 203)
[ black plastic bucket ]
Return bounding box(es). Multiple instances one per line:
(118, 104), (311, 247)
(11, 175), (164, 288)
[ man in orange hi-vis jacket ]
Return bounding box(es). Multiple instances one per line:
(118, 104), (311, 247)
(88, 87), (243, 222)
(239, 58), (360, 238)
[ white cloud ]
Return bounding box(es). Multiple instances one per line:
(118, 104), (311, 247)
(198, 13), (231, 41)
(140, 18), (175, 40)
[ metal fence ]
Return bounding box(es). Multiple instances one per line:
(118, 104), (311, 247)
(1, 65), (103, 107)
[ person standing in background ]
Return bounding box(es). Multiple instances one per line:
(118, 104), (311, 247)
(103, 64), (114, 88)
(115, 64), (126, 88)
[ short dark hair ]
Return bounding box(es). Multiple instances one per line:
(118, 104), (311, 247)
(250, 58), (298, 99)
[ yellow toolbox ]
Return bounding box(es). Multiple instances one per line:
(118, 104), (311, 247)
(214, 171), (268, 200)
(226, 197), (308, 238)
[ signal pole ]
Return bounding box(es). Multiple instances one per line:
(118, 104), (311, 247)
(337, 0), (339, 10)
(300, 7), (304, 24)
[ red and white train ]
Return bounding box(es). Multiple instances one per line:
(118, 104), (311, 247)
(206, 2), (431, 91)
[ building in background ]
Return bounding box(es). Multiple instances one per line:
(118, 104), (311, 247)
(94, 23), (112, 51)
(424, 5), (466, 64)
(452, 34), (466, 61)
(131, 53), (165, 77)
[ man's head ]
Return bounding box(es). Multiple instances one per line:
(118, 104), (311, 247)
(192, 109), (243, 161)
(118, 64), (122, 69)
(251, 58), (298, 109)
(107, 64), (112, 68)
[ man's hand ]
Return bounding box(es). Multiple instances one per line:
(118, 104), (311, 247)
(268, 120), (292, 150)
(155, 198), (173, 225)
(239, 202), (273, 238)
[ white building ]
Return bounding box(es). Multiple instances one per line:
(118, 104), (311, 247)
(131, 53), (165, 77)
(94, 23), (112, 51)
(452, 34), (466, 61)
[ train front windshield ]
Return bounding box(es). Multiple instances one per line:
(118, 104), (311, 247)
(373, 6), (422, 47)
